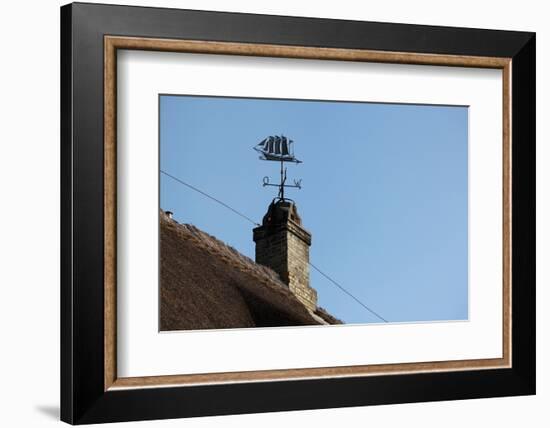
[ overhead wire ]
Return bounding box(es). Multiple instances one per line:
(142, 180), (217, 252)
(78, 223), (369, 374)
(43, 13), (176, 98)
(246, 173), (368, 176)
(161, 170), (260, 226)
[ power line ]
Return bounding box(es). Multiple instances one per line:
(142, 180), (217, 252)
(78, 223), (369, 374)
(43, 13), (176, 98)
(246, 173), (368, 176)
(161, 170), (260, 226)
(309, 263), (388, 323)
(160, 169), (388, 323)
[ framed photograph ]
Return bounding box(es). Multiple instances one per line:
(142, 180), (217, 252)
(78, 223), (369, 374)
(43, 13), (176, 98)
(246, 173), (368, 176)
(61, 2), (535, 424)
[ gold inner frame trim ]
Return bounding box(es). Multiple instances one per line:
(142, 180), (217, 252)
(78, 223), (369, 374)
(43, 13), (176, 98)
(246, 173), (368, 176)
(104, 35), (512, 391)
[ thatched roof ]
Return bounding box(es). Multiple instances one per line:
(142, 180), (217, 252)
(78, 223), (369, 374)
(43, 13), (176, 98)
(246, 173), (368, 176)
(160, 211), (341, 331)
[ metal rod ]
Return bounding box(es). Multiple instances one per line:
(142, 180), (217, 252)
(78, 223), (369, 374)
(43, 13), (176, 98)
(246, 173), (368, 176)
(280, 158), (284, 201)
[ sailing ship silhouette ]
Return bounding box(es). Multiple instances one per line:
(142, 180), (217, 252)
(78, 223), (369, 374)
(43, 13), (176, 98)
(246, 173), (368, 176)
(253, 135), (302, 163)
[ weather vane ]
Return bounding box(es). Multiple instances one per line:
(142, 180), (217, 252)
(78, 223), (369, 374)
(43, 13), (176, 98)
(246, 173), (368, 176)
(253, 135), (302, 202)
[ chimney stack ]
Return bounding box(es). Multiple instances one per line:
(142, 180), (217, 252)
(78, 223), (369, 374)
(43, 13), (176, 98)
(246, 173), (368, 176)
(253, 201), (317, 311)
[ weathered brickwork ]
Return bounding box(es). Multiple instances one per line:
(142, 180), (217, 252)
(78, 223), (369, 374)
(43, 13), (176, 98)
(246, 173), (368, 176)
(253, 201), (317, 312)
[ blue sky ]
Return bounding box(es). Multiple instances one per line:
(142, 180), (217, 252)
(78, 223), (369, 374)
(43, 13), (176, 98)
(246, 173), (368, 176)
(160, 94), (468, 324)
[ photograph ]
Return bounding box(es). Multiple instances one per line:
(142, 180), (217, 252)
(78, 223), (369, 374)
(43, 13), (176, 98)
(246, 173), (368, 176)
(159, 94), (469, 331)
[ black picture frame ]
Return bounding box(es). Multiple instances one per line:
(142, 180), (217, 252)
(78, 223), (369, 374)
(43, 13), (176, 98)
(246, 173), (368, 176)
(61, 2), (535, 424)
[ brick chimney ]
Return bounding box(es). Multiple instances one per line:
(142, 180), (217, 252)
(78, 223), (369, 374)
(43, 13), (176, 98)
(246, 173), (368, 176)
(253, 200), (317, 312)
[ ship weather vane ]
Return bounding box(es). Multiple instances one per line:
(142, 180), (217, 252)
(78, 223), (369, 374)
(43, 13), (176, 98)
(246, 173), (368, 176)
(253, 135), (302, 202)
